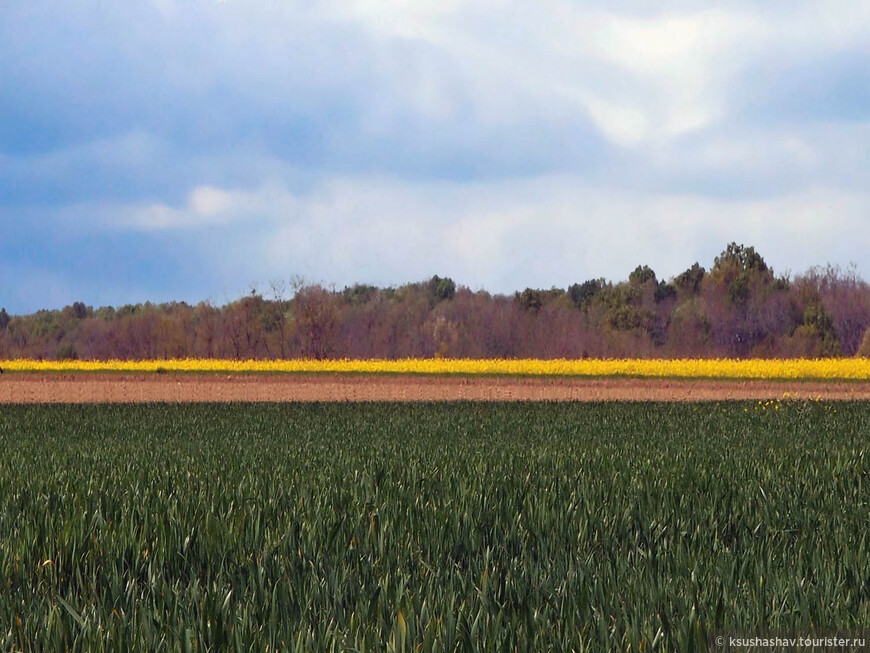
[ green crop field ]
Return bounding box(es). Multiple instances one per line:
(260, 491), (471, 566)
(1, 402), (869, 651)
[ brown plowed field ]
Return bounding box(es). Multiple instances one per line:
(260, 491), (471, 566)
(3, 373), (870, 403)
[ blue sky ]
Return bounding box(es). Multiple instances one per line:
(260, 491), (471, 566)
(2, 0), (869, 314)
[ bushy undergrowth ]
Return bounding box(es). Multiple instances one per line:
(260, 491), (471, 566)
(1, 402), (868, 651)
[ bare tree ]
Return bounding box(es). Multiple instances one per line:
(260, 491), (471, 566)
(293, 284), (337, 359)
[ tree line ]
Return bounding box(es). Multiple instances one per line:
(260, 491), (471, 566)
(3, 244), (870, 360)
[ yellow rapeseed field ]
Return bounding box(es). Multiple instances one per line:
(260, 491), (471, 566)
(2, 358), (870, 379)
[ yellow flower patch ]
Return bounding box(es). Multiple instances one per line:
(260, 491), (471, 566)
(2, 357), (870, 379)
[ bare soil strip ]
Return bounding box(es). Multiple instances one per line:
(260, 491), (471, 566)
(3, 374), (870, 403)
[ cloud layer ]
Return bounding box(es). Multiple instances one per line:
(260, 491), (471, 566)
(1, 0), (868, 312)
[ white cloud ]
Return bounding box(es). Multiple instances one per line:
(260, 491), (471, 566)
(93, 175), (870, 289)
(628, 121), (870, 196)
(316, 1), (870, 148)
(115, 185), (266, 230)
(321, 2), (766, 144)
(189, 186), (234, 216)
(5, 0), (870, 311)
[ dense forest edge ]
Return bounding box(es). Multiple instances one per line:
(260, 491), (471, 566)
(3, 243), (870, 361)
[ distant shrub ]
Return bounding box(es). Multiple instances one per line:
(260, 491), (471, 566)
(674, 263), (705, 294)
(55, 342), (78, 360)
(342, 284), (379, 305)
(428, 276), (456, 303)
(568, 279), (604, 309)
(72, 301), (89, 320)
(858, 328), (870, 358)
(515, 288), (543, 313)
(629, 265), (657, 286)
(654, 281), (677, 303)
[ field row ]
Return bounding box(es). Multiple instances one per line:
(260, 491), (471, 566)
(2, 402), (869, 650)
(5, 374), (870, 403)
(4, 357), (870, 379)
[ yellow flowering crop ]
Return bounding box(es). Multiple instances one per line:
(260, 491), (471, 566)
(2, 358), (870, 379)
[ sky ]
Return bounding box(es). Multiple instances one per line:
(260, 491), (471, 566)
(1, 0), (869, 314)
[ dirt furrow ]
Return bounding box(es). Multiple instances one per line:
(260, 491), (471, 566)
(3, 374), (870, 403)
